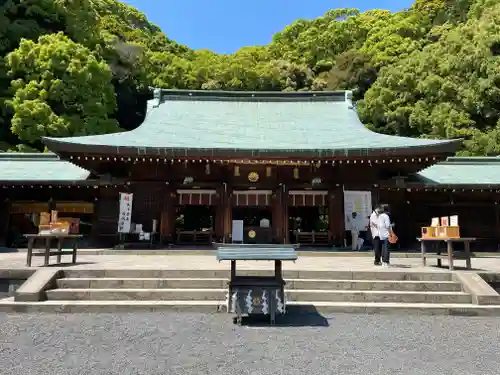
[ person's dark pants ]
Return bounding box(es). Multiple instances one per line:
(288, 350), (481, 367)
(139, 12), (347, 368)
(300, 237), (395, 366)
(382, 239), (390, 263)
(373, 236), (381, 263)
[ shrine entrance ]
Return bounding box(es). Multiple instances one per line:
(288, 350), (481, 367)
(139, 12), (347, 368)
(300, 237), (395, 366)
(232, 190), (274, 244)
(288, 190), (330, 246)
(175, 189), (217, 245)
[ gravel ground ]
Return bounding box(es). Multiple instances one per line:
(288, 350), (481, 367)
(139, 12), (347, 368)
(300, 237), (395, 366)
(1, 312), (499, 375)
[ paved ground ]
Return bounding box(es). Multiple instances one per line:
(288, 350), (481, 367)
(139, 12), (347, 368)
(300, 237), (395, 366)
(2, 251), (500, 272)
(0, 312), (499, 375)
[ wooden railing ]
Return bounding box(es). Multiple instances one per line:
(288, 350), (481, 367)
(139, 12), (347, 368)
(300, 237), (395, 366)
(295, 231), (330, 246)
(176, 230), (213, 245)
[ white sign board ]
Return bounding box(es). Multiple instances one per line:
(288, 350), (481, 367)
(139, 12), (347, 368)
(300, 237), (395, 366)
(343, 190), (372, 231)
(117, 192), (133, 233)
(232, 220), (244, 243)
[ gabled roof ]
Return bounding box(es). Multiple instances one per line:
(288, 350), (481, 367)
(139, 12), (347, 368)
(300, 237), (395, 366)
(43, 89), (461, 158)
(0, 153), (90, 183)
(416, 157), (500, 187)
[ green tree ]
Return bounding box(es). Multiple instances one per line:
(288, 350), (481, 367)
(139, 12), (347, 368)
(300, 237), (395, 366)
(358, 2), (500, 155)
(7, 33), (118, 149)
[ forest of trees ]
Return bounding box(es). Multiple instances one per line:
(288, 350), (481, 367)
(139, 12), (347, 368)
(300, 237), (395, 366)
(1, 0), (500, 155)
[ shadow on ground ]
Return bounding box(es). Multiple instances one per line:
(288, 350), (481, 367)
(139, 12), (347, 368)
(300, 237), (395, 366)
(43, 262), (96, 268)
(0, 247), (21, 253)
(386, 264), (412, 268)
(428, 265), (485, 271)
(232, 305), (329, 327)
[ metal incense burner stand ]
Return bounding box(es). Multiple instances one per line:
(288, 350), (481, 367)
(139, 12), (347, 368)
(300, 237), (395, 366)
(215, 243), (298, 325)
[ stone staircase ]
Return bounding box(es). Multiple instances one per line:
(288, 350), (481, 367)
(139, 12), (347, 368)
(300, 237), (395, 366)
(4, 268), (500, 315)
(4, 268), (494, 314)
(48, 270), (468, 304)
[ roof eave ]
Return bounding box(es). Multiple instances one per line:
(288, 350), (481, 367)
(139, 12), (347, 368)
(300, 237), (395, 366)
(42, 137), (463, 159)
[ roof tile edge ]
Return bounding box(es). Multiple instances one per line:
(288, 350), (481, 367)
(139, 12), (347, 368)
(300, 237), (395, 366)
(0, 152), (60, 161)
(444, 156), (500, 164)
(155, 88), (347, 103)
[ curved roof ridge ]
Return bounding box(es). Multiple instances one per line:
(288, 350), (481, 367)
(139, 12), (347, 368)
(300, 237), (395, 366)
(42, 89), (462, 157)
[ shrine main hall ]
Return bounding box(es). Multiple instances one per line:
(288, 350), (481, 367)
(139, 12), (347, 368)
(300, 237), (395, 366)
(0, 89), (499, 250)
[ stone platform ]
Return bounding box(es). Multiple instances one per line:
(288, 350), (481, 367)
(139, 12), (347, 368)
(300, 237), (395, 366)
(1, 252), (500, 315)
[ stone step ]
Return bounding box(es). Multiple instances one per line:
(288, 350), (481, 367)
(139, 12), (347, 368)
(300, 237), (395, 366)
(287, 290), (472, 304)
(45, 288), (471, 304)
(1, 298), (500, 316)
(56, 278), (229, 289)
(287, 279), (462, 292)
(62, 269), (453, 281)
(56, 277), (462, 292)
(46, 288), (226, 301)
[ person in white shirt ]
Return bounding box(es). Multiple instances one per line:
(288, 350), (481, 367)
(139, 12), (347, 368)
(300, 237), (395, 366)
(348, 212), (364, 250)
(370, 205), (382, 265)
(377, 205), (392, 266)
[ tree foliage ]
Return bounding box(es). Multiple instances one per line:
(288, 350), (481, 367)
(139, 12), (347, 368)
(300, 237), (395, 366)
(0, 0), (499, 155)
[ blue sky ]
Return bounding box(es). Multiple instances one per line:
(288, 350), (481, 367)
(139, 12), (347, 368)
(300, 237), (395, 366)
(122, 0), (415, 54)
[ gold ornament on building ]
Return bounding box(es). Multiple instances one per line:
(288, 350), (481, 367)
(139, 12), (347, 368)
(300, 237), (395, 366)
(266, 166), (272, 177)
(248, 171), (259, 182)
(248, 230), (256, 238)
(205, 163), (211, 175)
(293, 167), (299, 179)
(234, 165), (240, 177)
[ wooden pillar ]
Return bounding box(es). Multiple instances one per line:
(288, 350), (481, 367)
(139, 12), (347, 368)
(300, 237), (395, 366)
(328, 187), (344, 246)
(222, 186), (233, 243)
(160, 185), (176, 244)
(281, 186), (289, 244)
(90, 189), (101, 244)
(272, 187), (285, 244)
(496, 194), (500, 251)
(93, 187), (120, 247)
(272, 188), (280, 243)
(214, 184), (227, 242)
(0, 199), (10, 247)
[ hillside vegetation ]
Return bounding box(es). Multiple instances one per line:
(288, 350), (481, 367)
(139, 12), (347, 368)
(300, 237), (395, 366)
(1, 0), (500, 155)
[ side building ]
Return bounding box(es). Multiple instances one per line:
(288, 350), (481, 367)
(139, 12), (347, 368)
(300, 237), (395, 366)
(0, 89), (497, 249)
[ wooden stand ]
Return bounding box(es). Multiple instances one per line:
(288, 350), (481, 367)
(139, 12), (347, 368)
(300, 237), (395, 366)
(25, 234), (83, 267)
(216, 243), (298, 325)
(417, 237), (475, 270)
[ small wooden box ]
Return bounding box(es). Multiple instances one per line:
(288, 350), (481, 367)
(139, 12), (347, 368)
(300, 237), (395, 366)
(39, 212), (51, 226)
(59, 218), (80, 234)
(421, 226), (437, 238)
(50, 221), (70, 234)
(437, 226), (460, 238)
(38, 224), (52, 234)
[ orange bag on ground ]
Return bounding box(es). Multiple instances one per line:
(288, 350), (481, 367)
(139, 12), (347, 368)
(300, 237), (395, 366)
(389, 230), (398, 244)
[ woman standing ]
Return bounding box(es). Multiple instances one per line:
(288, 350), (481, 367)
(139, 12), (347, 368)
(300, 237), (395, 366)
(370, 205), (382, 265)
(377, 205), (392, 267)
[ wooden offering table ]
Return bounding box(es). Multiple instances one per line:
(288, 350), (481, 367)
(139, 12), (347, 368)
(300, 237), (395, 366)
(417, 237), (475, 270)
(25, 234), (83, 267)
(215, 243), (298, 325)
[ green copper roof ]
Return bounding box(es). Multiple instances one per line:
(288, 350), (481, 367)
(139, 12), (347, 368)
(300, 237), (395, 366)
(0, 153), (90, 182)
(43, 89), (461, 158)
(416, 157), (500, 186)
